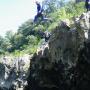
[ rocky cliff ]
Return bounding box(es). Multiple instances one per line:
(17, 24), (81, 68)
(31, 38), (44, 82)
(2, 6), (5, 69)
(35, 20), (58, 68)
(24, 12), (90, 90)
(0, 55), (30, 90)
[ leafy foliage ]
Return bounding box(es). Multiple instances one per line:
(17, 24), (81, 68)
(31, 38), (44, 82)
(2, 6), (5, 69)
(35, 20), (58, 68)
(0, 1), (85, 55)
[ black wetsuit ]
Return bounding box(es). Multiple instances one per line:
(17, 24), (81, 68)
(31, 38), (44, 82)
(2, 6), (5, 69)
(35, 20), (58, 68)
(34, 3), (43, 22)
(85, 0), (90, 11)
(37, 3), (41, 13)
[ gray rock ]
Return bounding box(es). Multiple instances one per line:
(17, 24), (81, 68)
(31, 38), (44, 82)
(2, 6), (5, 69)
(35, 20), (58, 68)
(24, 12), (90, 90)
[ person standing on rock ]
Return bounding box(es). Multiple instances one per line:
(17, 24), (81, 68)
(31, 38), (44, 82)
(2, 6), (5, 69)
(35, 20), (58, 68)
(85, 0), (90, 11)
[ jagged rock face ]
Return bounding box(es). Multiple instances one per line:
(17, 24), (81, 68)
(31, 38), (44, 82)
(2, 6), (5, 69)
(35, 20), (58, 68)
(0, 64), (5, 82)
(25, 12), (90, 90)
(75, 12), (90, 39)
(70, 42), (90, 90)
(49, 25), (84, 67)
(0, 55), (30, 90)
(25, 53), (66, 90)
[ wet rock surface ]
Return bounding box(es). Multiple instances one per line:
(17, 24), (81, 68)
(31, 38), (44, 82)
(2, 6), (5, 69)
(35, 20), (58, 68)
(24, 12), (90, 90)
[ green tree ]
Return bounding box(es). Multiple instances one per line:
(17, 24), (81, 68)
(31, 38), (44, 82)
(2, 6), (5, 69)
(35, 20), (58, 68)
(27, 35), (38, 46)
(12, 33), (27, 50)
(18, 19), (34, 36)
(42, 0), (65, 14)
(0, 36), (9, 54)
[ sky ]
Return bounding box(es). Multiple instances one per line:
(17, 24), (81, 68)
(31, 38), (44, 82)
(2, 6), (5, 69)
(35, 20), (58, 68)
(0, 0), (43, 36)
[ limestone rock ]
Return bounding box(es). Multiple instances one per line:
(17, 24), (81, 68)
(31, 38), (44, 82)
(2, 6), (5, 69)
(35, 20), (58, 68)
(25, 12), (90, 90)
(75, 12), (90, 40)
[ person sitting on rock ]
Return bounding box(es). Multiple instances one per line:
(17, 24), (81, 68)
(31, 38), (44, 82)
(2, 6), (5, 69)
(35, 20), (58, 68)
(85, 0), (90, 11)
(34, 1), (44, 22)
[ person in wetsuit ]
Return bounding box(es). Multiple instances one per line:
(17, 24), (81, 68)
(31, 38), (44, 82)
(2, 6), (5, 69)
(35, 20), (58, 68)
(34, 1), (44, 22)
(85, 0), (90, 11)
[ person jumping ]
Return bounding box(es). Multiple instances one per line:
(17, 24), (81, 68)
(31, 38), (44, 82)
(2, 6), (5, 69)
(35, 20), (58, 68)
(34, 1), (44, 22)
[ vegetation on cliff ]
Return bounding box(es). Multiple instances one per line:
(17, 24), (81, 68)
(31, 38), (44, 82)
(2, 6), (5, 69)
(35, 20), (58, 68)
(0, 1), (85, 56)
